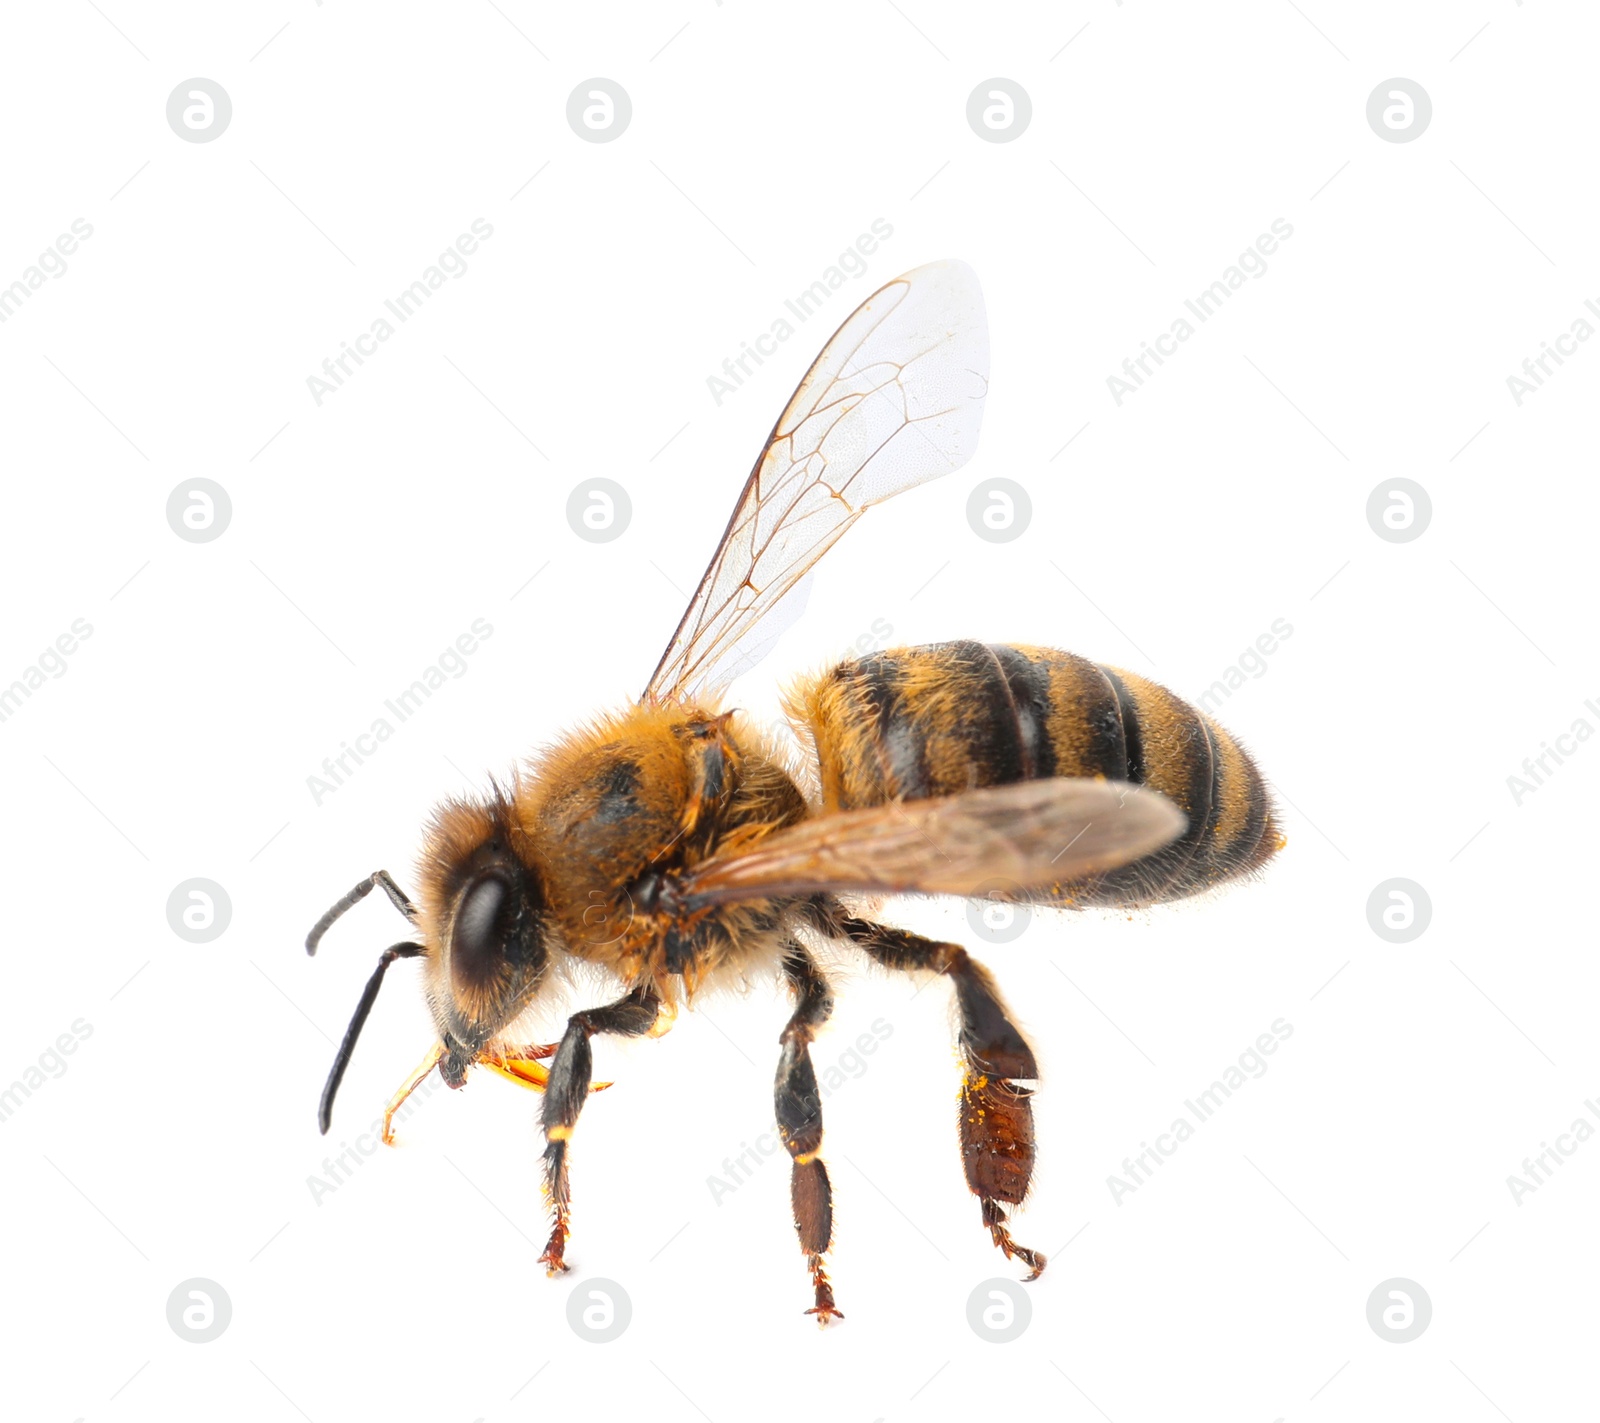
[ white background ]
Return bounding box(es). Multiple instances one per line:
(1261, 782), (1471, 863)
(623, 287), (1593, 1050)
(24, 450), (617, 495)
(2, 2), (1596, 1420)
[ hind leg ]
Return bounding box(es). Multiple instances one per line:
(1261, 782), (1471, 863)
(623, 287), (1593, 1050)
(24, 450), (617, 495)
(776, 941), (843, 1324)
(824, 911), (1046, 1279)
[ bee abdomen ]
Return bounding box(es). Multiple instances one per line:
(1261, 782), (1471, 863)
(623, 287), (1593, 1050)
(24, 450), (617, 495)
(787, 641), (1279, 906)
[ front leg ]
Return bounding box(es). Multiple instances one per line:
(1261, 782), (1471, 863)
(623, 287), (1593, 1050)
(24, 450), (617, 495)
(539, 984), (660, 1274)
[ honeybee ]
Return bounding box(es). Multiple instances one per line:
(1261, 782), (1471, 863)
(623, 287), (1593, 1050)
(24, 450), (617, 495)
(307, 260), (1280, 1323)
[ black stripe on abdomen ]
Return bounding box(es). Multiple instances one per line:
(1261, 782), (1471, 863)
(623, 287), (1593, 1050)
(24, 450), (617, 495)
(1095, 665), (1145, 786)
(1168, 711), (1223, 894)
(852, 653), (930, 800)
(936, 641), (1026, 788)
(984, 643), (1057, 782)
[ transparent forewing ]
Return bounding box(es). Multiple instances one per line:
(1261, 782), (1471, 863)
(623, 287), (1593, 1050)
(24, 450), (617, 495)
(644, 260), (989, 703)
(677, 781), (1186, 908)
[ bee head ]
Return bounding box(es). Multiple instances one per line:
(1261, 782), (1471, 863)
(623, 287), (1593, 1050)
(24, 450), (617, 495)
(418, 791), (551, 1087)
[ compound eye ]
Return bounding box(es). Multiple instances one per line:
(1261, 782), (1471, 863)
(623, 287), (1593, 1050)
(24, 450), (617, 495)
(452, 872), (511, 989)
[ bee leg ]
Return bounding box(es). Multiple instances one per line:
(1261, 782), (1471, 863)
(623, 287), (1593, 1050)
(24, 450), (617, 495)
(538, 983), (660, 1276)
(777, 942), (843, 1326)
(382, 1040), (444, 1145)
(832, 913), (1047, 1281)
